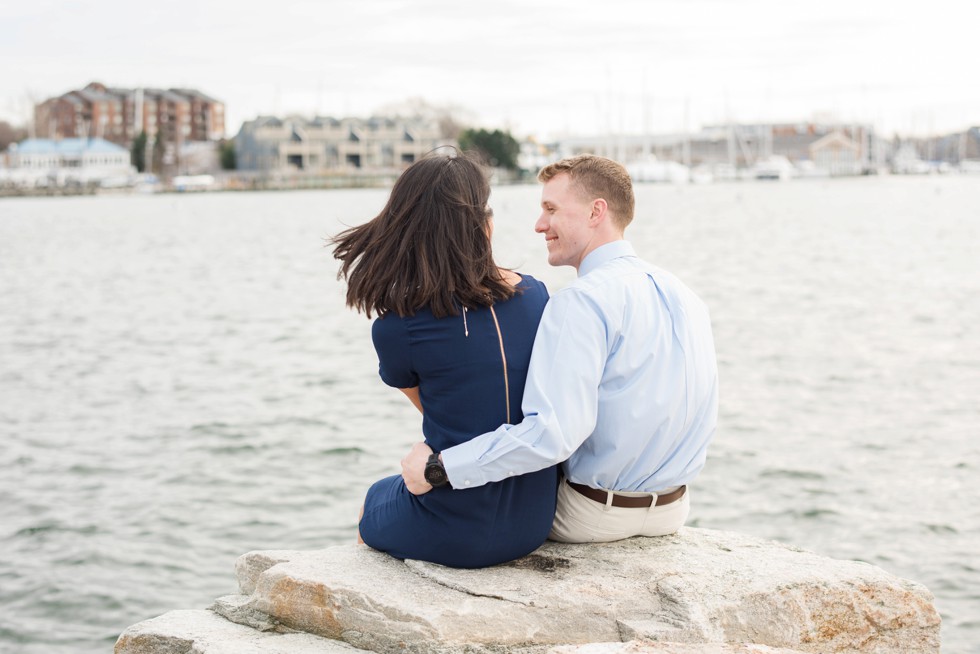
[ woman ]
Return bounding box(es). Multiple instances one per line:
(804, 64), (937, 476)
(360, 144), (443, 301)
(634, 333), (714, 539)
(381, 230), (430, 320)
(332, 149), (557, 568)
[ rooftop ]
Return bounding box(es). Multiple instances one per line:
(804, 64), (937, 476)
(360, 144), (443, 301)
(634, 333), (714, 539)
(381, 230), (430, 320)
(12, 138), (129, 155)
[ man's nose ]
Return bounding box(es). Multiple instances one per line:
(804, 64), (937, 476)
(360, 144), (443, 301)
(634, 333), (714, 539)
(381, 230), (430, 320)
(534, 213), (548, 233)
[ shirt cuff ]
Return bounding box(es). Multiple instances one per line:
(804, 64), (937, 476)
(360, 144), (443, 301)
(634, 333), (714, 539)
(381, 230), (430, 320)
(441, 438), (489, 490)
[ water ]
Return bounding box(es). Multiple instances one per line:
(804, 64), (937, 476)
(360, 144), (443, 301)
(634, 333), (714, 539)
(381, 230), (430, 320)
(1, 176), (978, 653)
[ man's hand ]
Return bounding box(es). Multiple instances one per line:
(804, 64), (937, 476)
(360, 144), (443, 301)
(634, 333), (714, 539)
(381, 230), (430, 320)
(401, 441), (434, 495)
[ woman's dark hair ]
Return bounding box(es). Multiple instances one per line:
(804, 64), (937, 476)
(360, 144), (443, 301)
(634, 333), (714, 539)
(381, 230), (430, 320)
(332, 148), (515, 318)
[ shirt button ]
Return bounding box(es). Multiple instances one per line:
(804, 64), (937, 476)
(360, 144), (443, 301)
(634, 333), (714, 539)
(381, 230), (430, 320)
(508, 471), (515, 476)
(464, 480), (472, 486)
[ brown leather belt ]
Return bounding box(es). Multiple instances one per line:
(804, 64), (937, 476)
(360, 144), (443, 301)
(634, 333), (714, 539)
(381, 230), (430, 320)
(567, 480), (686, 508)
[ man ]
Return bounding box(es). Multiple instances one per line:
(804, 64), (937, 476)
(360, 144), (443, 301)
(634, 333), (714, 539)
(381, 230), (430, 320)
(402, 154), (718, 543)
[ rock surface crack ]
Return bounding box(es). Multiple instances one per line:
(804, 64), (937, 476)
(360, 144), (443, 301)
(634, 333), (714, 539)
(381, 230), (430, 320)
(403, 562), (532, 606)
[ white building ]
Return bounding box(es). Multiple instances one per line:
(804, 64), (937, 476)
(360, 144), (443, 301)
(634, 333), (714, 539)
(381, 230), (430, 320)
(809, 131), (862, 176)
(3, 138), (135, 186)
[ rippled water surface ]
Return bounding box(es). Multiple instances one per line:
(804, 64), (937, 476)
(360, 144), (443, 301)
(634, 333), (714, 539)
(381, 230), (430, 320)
(1, 176), (978, 653)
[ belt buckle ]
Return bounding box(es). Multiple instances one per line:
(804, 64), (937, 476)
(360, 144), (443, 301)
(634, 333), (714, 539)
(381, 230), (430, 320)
(604, 489), (659, 509)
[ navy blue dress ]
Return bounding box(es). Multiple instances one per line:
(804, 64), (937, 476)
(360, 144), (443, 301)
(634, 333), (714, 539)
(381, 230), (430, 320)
(359, 275), (558, 568)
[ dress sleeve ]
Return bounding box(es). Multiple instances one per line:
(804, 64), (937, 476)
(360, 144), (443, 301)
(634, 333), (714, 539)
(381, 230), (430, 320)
(371, 315), (418, 389)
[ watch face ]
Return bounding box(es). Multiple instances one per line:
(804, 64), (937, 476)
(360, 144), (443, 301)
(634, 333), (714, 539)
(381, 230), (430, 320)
(424, 462), (448, 486)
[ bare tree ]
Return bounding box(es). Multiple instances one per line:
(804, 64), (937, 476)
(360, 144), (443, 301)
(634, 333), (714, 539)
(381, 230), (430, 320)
(375, 97), (474, 140)
(0, 121), (28, 152)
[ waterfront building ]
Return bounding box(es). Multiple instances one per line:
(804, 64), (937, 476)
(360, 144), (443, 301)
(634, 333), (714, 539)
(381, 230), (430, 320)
(545, 122), (882, 178)
(34, 82), (225, 148)
(809, 131), (862, 176)
(518, 138), (554, 176)
(2, 137), (135, 186)
(234, 115), (445, 172)
(915, 126), (980, 165)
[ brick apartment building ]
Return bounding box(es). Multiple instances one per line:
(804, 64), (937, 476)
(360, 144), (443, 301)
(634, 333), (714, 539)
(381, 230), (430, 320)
(34, 82), (225, 148)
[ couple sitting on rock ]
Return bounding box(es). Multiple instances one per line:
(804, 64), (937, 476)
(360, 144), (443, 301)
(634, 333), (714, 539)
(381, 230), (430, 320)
(332, 150), (719, 568)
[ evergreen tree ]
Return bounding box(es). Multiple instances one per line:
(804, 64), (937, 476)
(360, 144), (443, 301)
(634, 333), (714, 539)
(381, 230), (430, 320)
(131, 131), (148, 172)
(458, 128), (520, 171)
(219, 140), (237, 170)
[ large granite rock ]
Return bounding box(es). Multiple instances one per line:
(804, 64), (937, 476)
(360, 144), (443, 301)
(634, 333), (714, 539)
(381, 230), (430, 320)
(113, 609), (362, 653)
(115, 528), (940, 654)
(113, 610), (811, 654)
(552, 645), (810, 654)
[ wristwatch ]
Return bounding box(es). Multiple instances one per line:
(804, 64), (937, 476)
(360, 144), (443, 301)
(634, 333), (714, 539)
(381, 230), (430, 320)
(424, 452), (449, 487)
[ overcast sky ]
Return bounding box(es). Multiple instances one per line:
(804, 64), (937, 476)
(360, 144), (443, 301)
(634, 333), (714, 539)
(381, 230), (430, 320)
(2, 0), (976, 140)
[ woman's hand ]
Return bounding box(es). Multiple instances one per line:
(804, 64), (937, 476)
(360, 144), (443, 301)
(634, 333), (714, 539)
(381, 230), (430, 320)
(401, 441), (434, 495)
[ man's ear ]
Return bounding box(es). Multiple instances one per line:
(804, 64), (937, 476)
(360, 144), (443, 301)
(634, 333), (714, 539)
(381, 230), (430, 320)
(590, 199), (608, 225)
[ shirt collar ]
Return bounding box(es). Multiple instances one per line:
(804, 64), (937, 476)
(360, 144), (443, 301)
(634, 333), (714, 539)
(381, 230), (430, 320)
(578, 240), (636, 277)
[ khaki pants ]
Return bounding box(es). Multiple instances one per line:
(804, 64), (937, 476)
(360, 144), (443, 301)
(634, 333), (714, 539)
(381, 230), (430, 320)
(548, 479), (690, 543)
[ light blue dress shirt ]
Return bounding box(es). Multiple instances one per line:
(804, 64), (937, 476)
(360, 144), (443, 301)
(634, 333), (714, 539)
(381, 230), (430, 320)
(442, 240), (719, 492)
